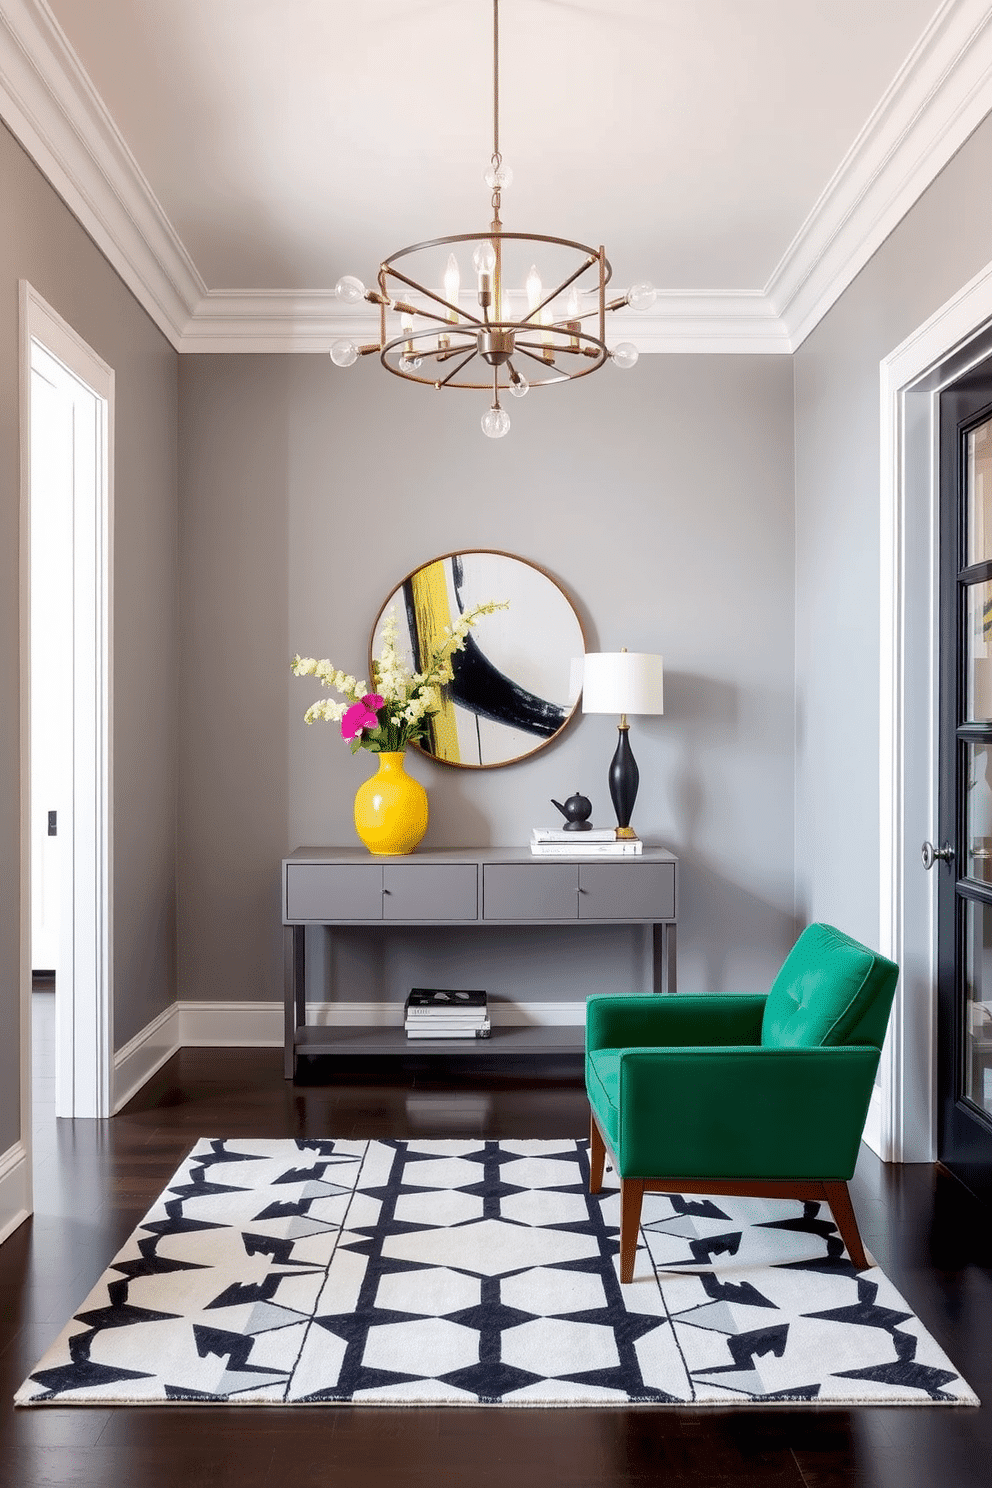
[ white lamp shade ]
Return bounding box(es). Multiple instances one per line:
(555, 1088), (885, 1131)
(580, 652), (664, 716)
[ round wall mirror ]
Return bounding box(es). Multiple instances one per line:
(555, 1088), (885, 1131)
(371, 550), (585, 769)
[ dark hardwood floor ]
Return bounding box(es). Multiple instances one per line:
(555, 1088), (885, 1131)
(3, 997), (991, 1487)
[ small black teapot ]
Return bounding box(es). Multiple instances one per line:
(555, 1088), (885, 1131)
(551, 791), (594, 831)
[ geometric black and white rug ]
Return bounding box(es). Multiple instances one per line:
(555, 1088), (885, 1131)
(16, 1138), (978, 1408)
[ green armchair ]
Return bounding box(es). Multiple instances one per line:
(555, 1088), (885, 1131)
(586, 922), (899, 1282)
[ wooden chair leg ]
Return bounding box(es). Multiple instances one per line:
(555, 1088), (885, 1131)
(823, 1181), (869, 1270)
(588, 1111), (606, 1194)
(619, 1178), (645, 1284)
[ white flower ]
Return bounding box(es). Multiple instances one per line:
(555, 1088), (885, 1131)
(304, 698), (348, 724)
(291, 598), (507, 750)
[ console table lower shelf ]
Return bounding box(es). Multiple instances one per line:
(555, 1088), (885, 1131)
(282, 846), (679, 1079)
(294, 1024), (586, 1060)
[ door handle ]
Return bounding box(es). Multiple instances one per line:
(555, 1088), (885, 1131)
(921, 840), (954, 870)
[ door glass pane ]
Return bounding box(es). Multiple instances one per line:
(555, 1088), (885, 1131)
(967, 417), (992, 564)
(966, 582), (992, 721)
(965, 742), (992, 882)
(962, 899), (992, 1117)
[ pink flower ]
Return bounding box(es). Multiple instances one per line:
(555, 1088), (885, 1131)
(341, 693), (384, 740)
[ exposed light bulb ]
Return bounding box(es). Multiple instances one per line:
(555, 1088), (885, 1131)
(509, 370), (529, 399)
(525, 264), (543, 314)
(626, 282), (657, 312)
(334, 275), (366, 304)
(481, 404), (511, 438)
(540, 306), (554, 362)
(473, 240), (497, 276)
(398, 307), (421, 369)
(443, 253), (461, 316)
(566, 287), (581, 318)
(612, 342), (639, 369)
(483, 161), (513, 190)
(329, 340), (359, 367)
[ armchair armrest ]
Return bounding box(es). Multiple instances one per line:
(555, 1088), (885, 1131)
(611, 1044), (881, 1181)
(586, 994), (767, 1053)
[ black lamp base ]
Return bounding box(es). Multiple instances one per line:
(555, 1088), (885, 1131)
(608, 723), (639, 837)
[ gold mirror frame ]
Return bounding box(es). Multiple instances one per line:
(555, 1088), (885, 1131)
(370, 550), (586, 769)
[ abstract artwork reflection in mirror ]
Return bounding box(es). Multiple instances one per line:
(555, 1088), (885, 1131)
(371, 551), (584, 768)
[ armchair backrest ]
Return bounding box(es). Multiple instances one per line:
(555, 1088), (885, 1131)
(761, 923), (898, 1050)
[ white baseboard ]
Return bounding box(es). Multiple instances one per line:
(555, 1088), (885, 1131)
(178, 1000), (284, 1047)
(304, 1000), (588, 1029)
(0, 1141), (30, 1245)
(113, 1003), (180, 1114)
(174, 998), (588, 1043)
(112, 997), (589, 1103)
(863, 1083), (883, 1160)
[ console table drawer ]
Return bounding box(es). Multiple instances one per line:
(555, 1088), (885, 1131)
(285, 863), (383, 921)
(483, 864), (577, 920)
(383, 863), (478, 920)
(578, 861), (676, 920)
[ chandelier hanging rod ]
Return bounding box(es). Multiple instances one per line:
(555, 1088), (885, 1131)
(491, 0), (501, 166)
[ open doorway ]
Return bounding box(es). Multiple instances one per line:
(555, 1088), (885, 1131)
(20, 283), (114, 1151)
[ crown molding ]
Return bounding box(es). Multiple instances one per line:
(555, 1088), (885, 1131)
(770, 0), (992, 348)
(179, 288), (792, 355)
(1, 0), (990, 354)
(0, 0), (202, 349)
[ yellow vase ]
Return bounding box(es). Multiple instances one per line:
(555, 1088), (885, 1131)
(353, 751), (428, 856)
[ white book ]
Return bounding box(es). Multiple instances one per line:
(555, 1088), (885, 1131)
(531, 826), (618, 843)
(404, 1017), (490, 1029)
(406, 1021), (492, 1040)
(530, 840), (642, 856)
(405, 1010), (488, 1023)
(405, 1017), (489, 1028)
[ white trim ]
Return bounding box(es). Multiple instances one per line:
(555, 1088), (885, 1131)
(17, 275), (33, 1228)
(0, 1143), (30, 1247)
(179, 290), (791, 357)
(110, 998), (590, 1094)
(878, 256), (992, 1161)
(0, 1), (990, 354)
(0, 0), (201, 348)
(178, 998), (588, 1046)
(864, 1084), (883, 1158)
(304, 1000), (589, 1029)
(177, 1001), (284, 1048)
(21, 282), (114, 1123)
(112, 1004), (179, 1115)
(770, 0), (992, 347)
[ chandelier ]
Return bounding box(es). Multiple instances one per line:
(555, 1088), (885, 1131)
(328, 0), (656, 438)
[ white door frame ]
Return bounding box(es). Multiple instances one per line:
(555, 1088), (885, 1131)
(878, 259), (992, 1162)
(19, 281), (114, 1138)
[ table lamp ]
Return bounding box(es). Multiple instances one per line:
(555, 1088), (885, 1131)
(580, 650), (665, 839)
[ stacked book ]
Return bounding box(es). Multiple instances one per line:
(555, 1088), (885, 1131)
(530, 827), (642, 856)
(404, 988), (491, 1039)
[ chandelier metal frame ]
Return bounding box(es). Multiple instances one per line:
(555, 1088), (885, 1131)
(375, 231), (613, 393)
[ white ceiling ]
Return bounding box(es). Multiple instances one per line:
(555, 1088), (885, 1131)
(4, 1), (992, 349)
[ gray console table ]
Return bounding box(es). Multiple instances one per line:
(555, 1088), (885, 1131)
(282, 846), (678, 1078)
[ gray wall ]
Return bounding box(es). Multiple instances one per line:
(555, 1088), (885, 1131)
(795, 114), (992, 943)
(0, 120), (179, 1153)
(178, 352), (797, 1007)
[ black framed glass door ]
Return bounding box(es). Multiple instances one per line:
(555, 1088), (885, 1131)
(936, 365), (992, 1202)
